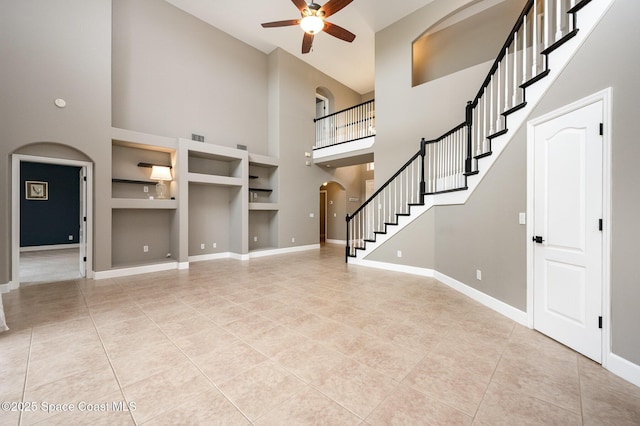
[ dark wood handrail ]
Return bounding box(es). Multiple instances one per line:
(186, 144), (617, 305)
(347, 149), (421, 221)
(314, 99), (375, 123)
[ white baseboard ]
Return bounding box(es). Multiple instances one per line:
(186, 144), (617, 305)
(350, 258), (434, 278)
(94, 261), (179, 280)
(249, 244), (320, 258)
(607, 352), (640, 389)
(189, 252), (234, 263)
(434, 271), (528, 326)
(20, 243), (80, 252)
(189, 245), (320, 262)
(349, 258), (526, 326)
(0, 281), (18, 294)
(325, 239), (346, 245)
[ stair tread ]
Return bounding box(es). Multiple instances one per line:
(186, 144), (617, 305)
(487, 129), (508, 140)
(521, 69), (551, 89)
(474, 151), (493, 160)
(541, 28), (579, 56)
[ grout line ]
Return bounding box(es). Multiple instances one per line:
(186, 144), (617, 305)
(18, 329), (34, 426)
(78, 283), (138, 425)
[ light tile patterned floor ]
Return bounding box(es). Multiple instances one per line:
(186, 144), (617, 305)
(1, 244), (639, 425)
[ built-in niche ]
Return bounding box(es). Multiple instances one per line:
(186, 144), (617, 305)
(412, 0), (523, 87)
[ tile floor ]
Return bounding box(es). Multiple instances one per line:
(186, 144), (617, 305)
(1, 244), (639, 425)
(19, 248), (83, 284)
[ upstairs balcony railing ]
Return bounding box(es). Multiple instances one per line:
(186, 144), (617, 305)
(314, 99), (375, 149)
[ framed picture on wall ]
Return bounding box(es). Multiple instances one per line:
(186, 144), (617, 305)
(25, 181), (48, 200)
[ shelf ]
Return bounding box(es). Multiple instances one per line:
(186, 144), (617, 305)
(249, 203), (279, 211)
(188, 172), (243, 187)
(111, 198), (178, 209)
(248, 153), (278, 167)
(112, 178), (156, 185)
(249, 187), (272, 192)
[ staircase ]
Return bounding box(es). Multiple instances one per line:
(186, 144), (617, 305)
(346, 0), (613, 262)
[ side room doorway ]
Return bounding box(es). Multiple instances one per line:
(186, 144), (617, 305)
(12, 155), (93, 287)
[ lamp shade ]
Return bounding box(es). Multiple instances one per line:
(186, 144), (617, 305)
(150, 165), (172, 181)
(300, 15), (324, 34)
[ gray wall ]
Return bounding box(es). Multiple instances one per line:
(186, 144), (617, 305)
(412, 0), (523, 86)
(0, 0), (112, 280)
(268, 48), (365, 248)
(112, 0), (268, 152)
(370, 0), (640, 365)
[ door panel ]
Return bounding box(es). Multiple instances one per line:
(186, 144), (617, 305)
(533, 101), (603, 362)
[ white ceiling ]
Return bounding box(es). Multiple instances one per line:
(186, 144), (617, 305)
(164, 0), (437, 94)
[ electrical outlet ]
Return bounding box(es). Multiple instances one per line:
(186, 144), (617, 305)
(200, 243), (205, 250)
(143, 186), (149, 193)
(253, 236), (258, 242)
(291, 237), (295, 243)
(476, 269), (482, 280)
(309, 213), (314, 218)
(397, 250), (402, 258)
(333, 213), (337, 217)
(213, 243), (217, 248)
(68, 235), (73, 241)
(143, 245), (149, 253)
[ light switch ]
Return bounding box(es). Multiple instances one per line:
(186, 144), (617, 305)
(519, 212), (526, 225)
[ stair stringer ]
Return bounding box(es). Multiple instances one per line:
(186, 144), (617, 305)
(349, 0), (614, 263)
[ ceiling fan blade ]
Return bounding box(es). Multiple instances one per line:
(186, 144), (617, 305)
(261, 19), (301, 28)
(319, 0), (353, 18)
(302, 32), (314, 54)
(323, 21), (356, 42)
(291, 0), (308, 13)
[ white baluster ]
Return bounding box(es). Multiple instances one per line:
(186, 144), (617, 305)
(523, 14), (528, 84)
(513, 29), (519, 106)
(489, 76), (495, 135)
(555, 0), (563, 41)
(504, 46), (510, 112)
(496, 61), (502, 117)
(532, 0), (538, 76)
(544, 0), (550, 49)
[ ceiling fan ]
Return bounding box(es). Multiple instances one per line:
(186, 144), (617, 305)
(261, 0), (356, 54)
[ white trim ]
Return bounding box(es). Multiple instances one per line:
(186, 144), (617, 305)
(177, 262), (190, 270)
(325, 239), (346, 245)
(20, 244), (80, 252)
(249, 244), (320, 258)
(12, 154), (94, 290)
(607, 352), (640, 389)
(350, 258), (434, 278)
(188, 252), (234, 263)
(0, 281), (19, 294)
(526, 88), (612, 365)
(94, 261), (179, 280)
(349, 257), (526, 325)
(434, 271), (528, 326)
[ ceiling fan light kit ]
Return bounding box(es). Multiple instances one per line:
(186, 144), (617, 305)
(261, 0), (356, 54)
(300, 15), (324, 34)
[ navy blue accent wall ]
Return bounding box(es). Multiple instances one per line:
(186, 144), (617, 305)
(20, 162), (81, 247)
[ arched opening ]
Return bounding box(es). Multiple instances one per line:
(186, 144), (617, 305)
(319, 181), (346, 245)
(11, 143), (94, 288)
(315, 86), (335, 119)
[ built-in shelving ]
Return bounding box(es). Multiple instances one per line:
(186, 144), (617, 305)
(111, 198), (178, 210)
(108, 128), (281, 273)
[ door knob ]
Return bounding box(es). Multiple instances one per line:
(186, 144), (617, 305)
(532, 236), (545, 244)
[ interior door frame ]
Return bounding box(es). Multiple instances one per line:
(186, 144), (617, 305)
(319, 189), (327, 243)
(526, 88), (612, 367)
(11, 154), (94, 289)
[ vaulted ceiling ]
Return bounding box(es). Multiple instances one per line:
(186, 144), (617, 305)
(164, 0), (438, 94)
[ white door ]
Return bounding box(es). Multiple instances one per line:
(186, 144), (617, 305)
(533, 101), (603, 362)
(79, 167), (87, 277)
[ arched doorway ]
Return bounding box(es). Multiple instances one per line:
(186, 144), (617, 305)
(11, 143), (94, 288)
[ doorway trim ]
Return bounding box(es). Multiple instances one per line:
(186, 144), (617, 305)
(11, 154), (94, 290)
(526, 88), (612, 367)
